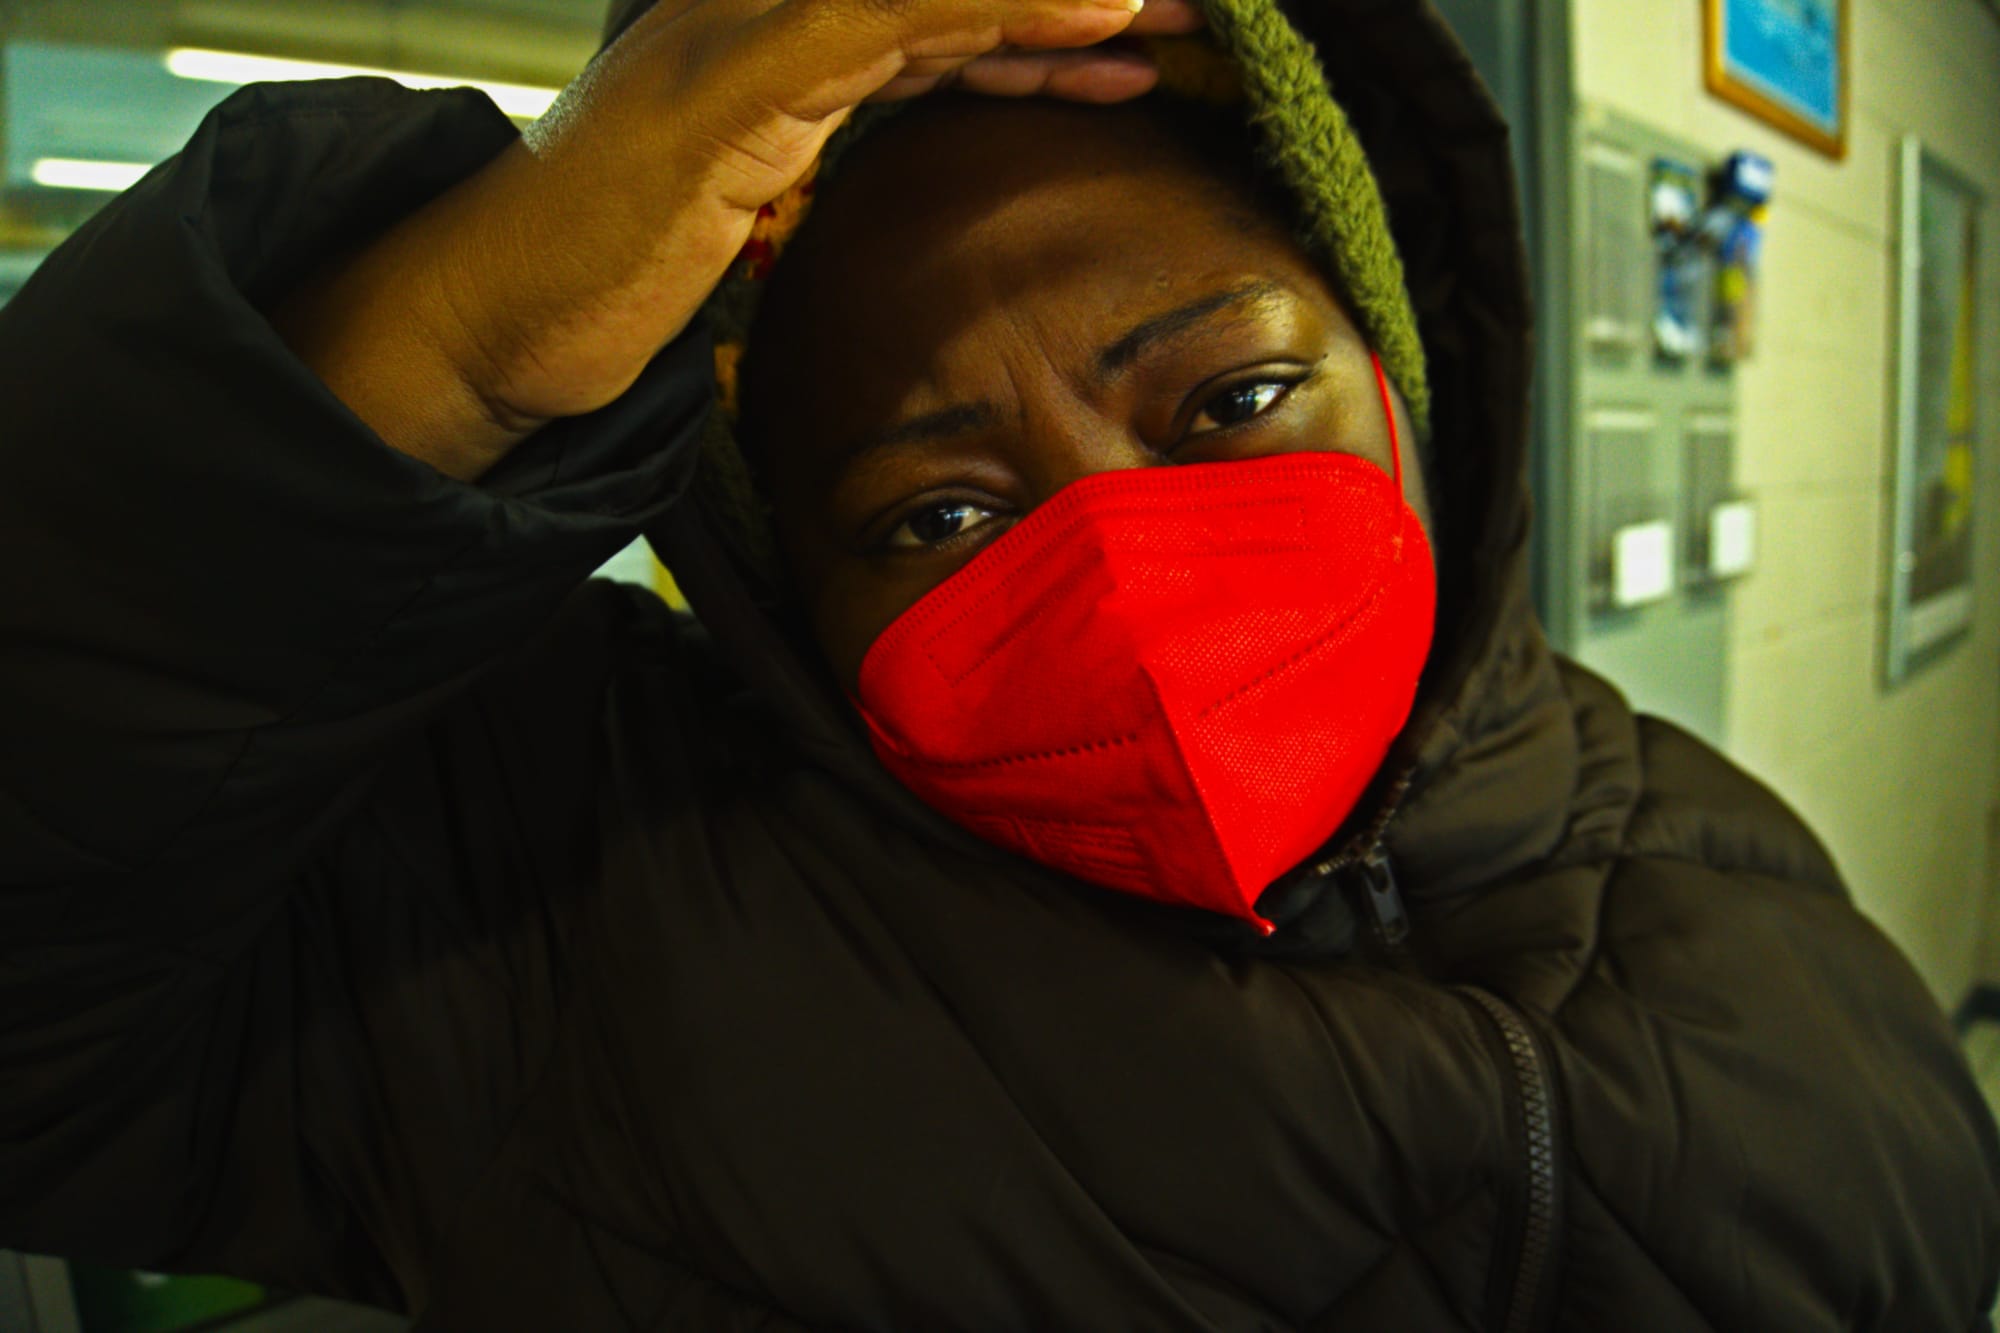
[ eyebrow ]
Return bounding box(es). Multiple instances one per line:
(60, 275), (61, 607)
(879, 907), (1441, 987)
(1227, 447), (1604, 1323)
(1093, 280), (1286, 378)
(855, 402), (1001, 454)
(834, 281), (1294, 468)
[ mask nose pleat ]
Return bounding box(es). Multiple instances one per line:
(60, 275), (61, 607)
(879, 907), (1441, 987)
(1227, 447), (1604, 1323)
(1174, 526), (1436, 899)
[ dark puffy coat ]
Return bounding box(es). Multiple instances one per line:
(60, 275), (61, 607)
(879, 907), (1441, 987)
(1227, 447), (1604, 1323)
(3, 3), (1997, 1328)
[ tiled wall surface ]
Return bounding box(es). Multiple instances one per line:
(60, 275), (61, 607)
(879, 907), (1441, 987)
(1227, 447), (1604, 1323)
(1571, 0), (2000, 1007)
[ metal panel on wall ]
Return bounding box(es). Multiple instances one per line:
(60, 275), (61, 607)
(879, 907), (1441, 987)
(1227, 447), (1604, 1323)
(1563, 105), (1745, 749)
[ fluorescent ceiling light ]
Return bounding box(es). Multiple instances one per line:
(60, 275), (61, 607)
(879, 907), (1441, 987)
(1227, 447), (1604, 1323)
(31, 158), (152, 191)
(165, 48), (559, 119)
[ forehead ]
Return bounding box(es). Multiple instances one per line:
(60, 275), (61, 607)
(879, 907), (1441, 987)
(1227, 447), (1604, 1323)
(738, 97), (1326, 434)
(779, 96), (1290, 288)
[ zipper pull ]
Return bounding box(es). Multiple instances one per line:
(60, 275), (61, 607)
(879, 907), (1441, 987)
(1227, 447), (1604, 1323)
(1355, 847), (1410, 950)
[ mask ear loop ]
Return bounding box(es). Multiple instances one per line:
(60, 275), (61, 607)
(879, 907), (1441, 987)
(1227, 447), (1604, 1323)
(1369, 350), (1403, 492)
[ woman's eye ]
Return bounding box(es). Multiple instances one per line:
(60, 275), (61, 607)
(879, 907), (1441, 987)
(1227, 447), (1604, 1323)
(1189, 379), (1293, 434)
(884, 500), (1000, 550)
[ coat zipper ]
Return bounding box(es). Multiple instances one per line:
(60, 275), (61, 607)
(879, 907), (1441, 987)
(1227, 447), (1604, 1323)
(1459, 986), (1563, 1333)
(1354, 846), (1410, 949)
(1314, 842), (1411, 956)
(1311, 766), (1419, 957)
(1308, 765), (1563, 1327)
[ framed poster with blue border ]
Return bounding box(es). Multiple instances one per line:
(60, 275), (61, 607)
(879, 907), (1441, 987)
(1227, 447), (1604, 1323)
(1704, 0), (1848, 160)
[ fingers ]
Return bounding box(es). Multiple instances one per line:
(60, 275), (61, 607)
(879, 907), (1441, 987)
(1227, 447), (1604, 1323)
(967, 46), (1161, 99)
(871, 45), (1160, 102)
(742, 0), (1166, 123)
(1124, 0), (1206, 35)
(857, 0), (1206, 105)
(865, 0), (1203, 108)
(638, 0), (1214, 215)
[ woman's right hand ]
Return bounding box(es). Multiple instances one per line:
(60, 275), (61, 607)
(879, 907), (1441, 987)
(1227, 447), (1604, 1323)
(271, 0), (1202, 480)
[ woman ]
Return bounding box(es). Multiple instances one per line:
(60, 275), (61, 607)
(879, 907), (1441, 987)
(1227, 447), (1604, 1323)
(2, 0), (1995, 1327)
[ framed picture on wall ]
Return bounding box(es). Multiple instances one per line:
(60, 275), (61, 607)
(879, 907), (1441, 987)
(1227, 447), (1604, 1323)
(1703, 0), (1849, 160)
(1887, 137), (1982, 688)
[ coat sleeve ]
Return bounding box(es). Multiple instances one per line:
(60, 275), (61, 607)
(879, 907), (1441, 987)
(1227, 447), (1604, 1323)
(1545, 681), (2000, 1329)
(0, 78), (715, 1310)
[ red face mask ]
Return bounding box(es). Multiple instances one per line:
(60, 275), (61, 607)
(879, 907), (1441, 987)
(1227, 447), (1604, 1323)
(854, 354), (1436, 933)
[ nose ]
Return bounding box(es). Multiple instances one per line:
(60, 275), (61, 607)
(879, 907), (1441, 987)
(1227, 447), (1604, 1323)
(1012, 401), (1167, 507)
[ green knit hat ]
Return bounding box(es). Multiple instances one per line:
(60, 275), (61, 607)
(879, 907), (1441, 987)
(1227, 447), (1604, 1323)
(685, 0), (1429, 584)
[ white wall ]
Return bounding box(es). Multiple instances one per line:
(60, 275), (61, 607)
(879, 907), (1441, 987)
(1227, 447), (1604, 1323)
(1571, 0), (2000, 1007)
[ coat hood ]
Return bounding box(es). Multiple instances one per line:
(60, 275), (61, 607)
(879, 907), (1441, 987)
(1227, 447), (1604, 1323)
(628, 0), (1567, 939)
